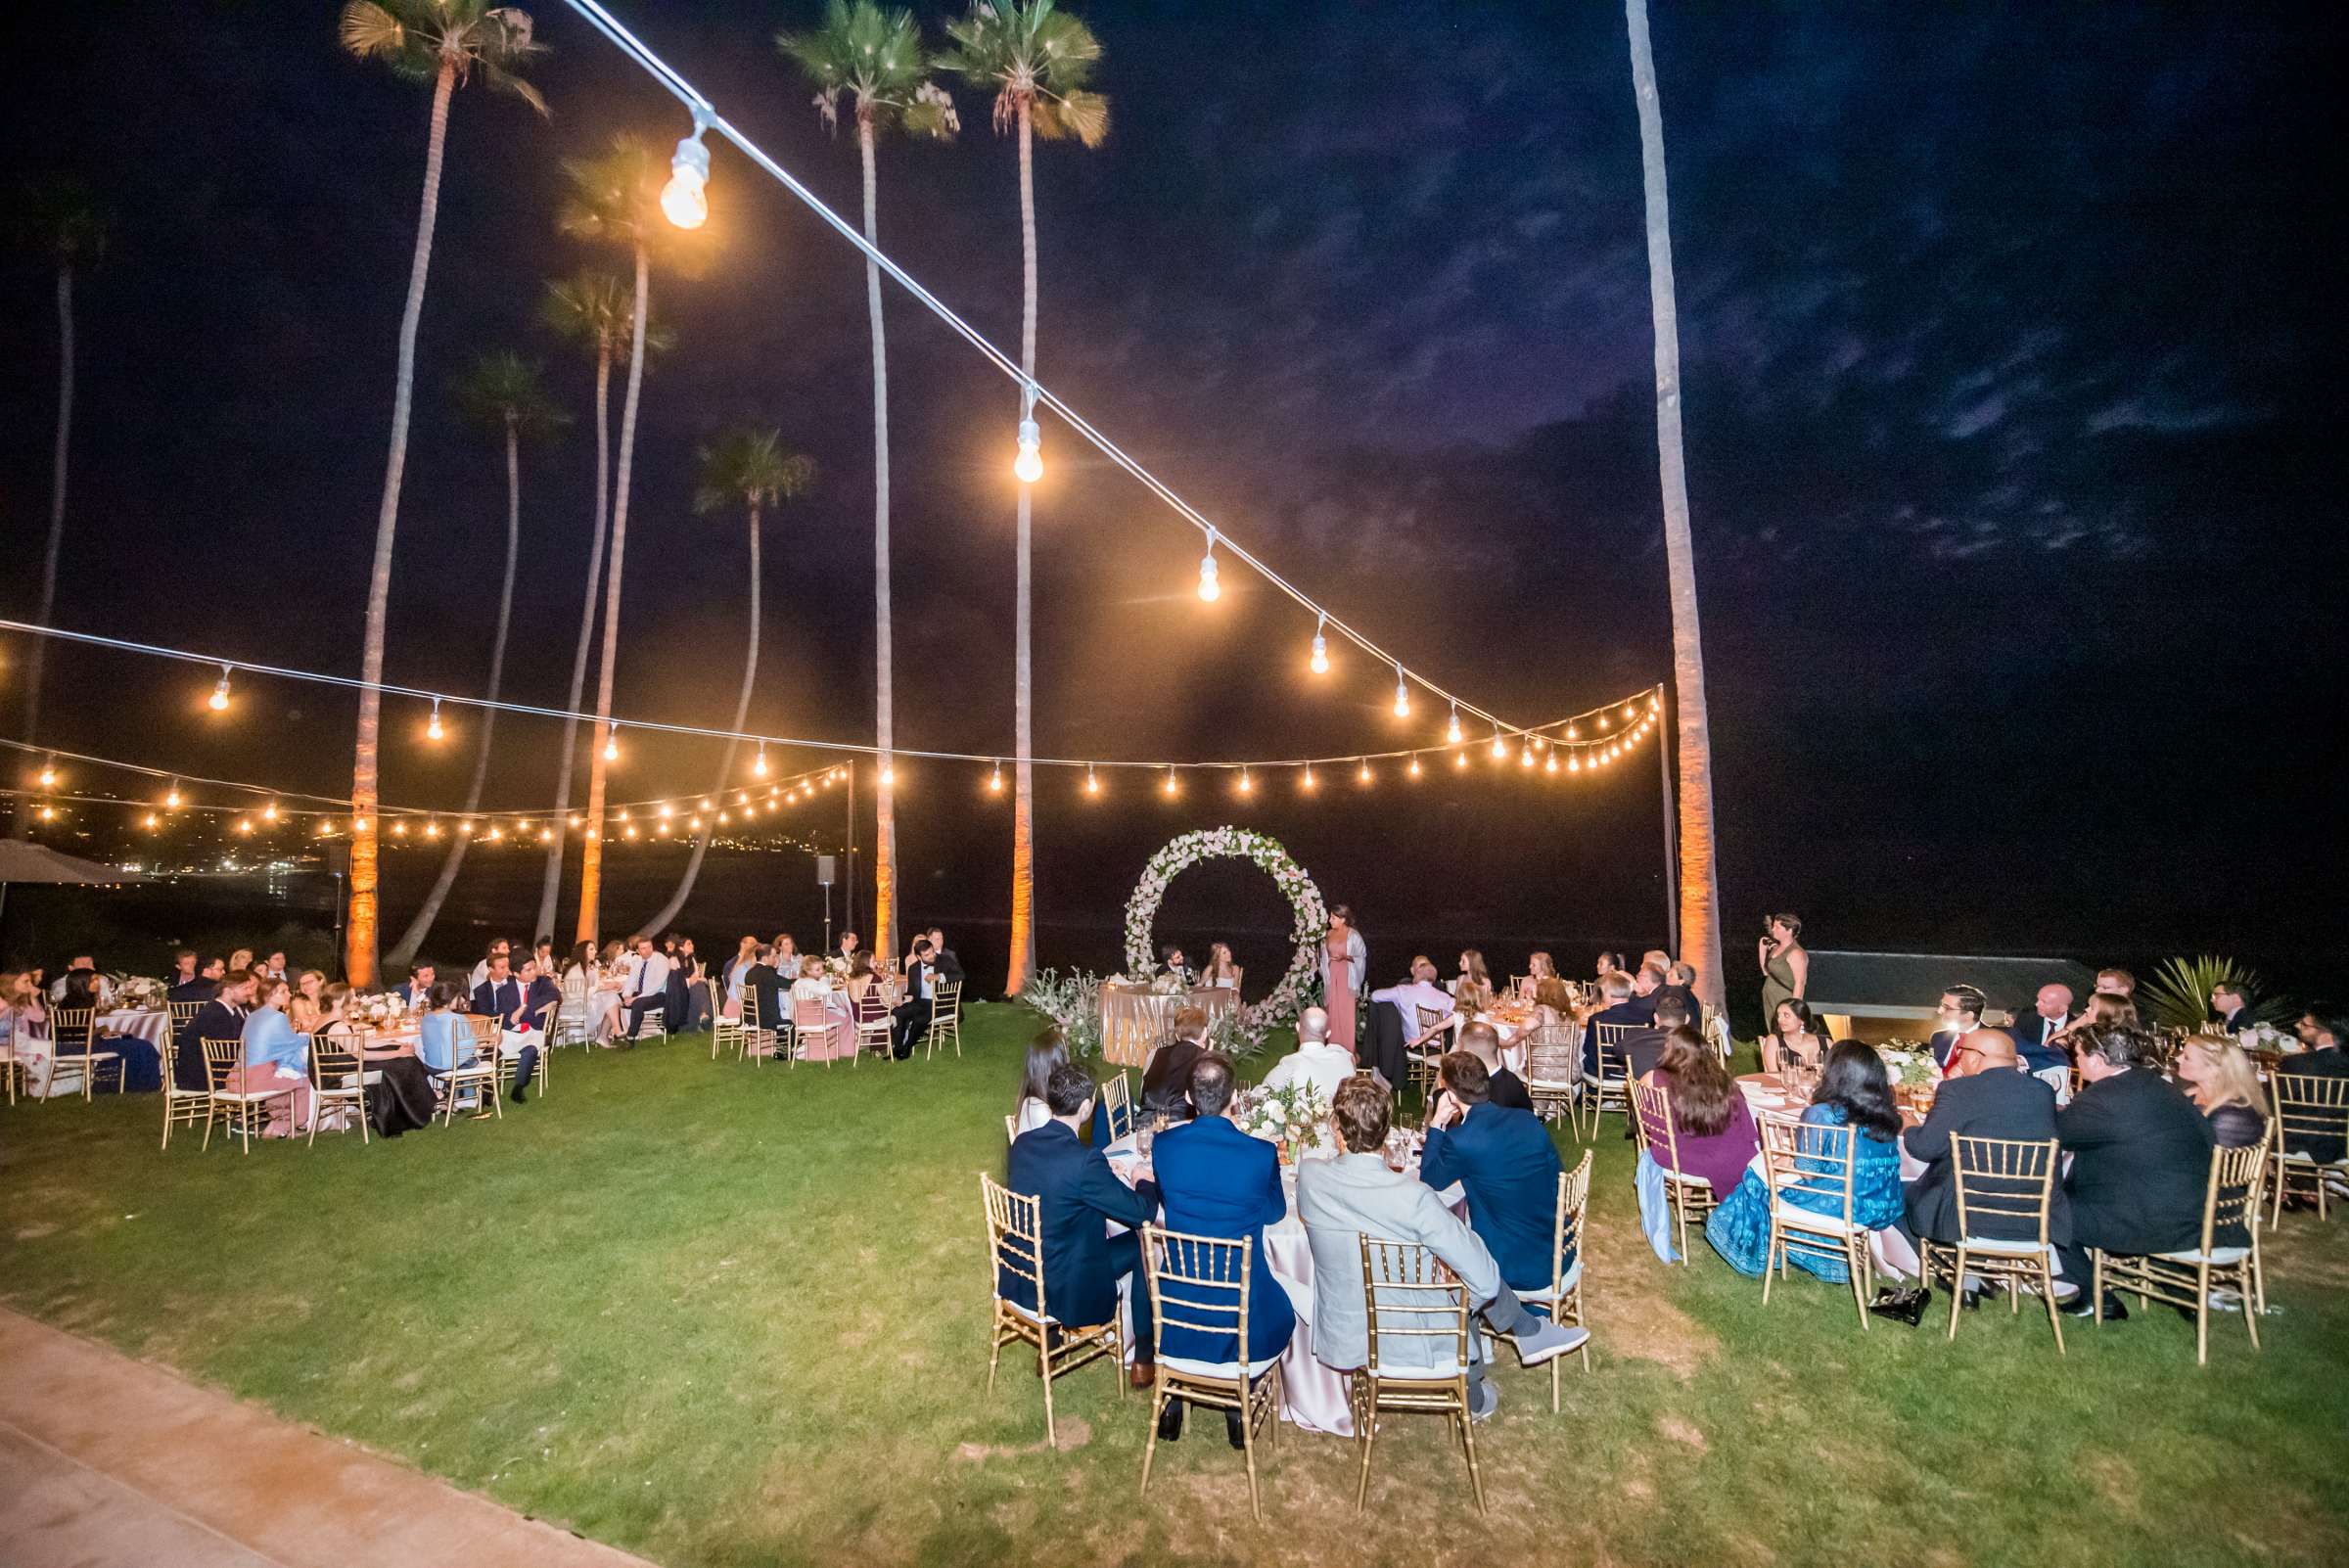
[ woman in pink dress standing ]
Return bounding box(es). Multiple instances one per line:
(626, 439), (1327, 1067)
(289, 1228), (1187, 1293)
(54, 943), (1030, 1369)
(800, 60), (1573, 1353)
(1316, 904), (1367, 1050)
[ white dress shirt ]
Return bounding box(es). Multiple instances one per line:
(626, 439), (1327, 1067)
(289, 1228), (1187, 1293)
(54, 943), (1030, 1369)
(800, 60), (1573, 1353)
(1372, 979), (1456, 1037)
(628, 950), (673, 997)
(1261, 1041), (1359, 1104)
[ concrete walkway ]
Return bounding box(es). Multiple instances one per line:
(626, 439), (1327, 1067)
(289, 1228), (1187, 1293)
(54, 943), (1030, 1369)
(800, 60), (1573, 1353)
(0, 1309), (659, 1568)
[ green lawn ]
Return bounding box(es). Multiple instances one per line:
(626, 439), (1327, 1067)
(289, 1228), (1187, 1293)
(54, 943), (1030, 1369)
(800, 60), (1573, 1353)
(4, 1005), (2345, 1567)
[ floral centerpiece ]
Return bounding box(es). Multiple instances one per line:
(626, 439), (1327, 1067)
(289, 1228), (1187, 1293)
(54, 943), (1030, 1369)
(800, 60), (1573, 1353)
(1021, 968), (1105, 1060)
(2234, 1022), (2300, 1055)
(350, 992), (412, 1027)
(1873, 1041), (1938, 1089)
(1238, 1080), (1333, 1164)
(109, 975), (167, 1012)
(1121, 827), (1327, 1053)
(823, 955), (851, 983)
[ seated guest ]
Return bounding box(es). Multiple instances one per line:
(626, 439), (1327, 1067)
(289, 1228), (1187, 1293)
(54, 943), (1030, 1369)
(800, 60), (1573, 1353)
(771, 935), (802, 974)
(415, 983), (476, 1078)
(0, 971), (46, 1079)
(522, 955), (563, 1037)
(923, 928), (964, 991)
(1012, 1028), (1069, 1137)
(2175, 1034), (2269, 1149)
(1300, 1075), (1586, 1423)
(1199, 942), (1243, 992)
(2055, 991), (2137, 1047)
(666, 934), (704, 1032)
(1593, 951), (1624, 987)
(392, 963), (437, 1007)
(1418, 1052), (1568, 1303)
(164, 949), (200, 992)
(1623, 994), (1688, 1083)
(1002, 1062), (1161, 1385)
(235, 977), (315, 1136)
(183, 970), (259, 1091)
(1371, 955), (1456, 1041)
(844, 953), (891, 1055)
(2011, 984), (2076, 1078)
(1657, 960), (1700, 1018)
(2276, 1017), (2349, 1169)
(1942, 1024), (2021, 1083)
(836, 931), (860, 965)
(1929, 984), (1988, 1071)
(1139, 1006), (1211, 1125)
(2211, 982), (2257, 1034)
(1260, 1006), (1359, 1102)
(2293, 1011), (2326, 1048)
(2094, 967), (2136, 1000)
(468, 940), (511, 991)
(287, 970), (330, 1035)
(620, 936), (671, 1041)
(1158, 943), (1192, 987)
(2056, 1025), (2217, 1322)
(470, 950), (541, 1103)
(168, 955), (225, 1006)
(58, 967), (161, 1093)
(49, 955), (114, 1006)
(1761, 998), (1830, 1076)
(1451, 949), (1495, 1012)
(1519, 950), (1557, 1000)
(890, 939), (940, 1059)
(1582, 971), (1648, 1076)
(1441, 1020), (1532, 1113)
(722, 935), (760, 1018)
(226, 947), (254, 977)
(739, 945), (787, 1042)
(1145, 1055), (1292, 1441)
(1708, 1041), (1905, 1282)
(1626, 962), (1665, 1021)
(1636, 1027), (1760, 1209)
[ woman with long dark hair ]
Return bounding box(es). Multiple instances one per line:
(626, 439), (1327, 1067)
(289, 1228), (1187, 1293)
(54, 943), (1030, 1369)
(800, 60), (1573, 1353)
(1637, 1028), (1760, 1197)
(1708, 1041), (1905, 1279)
(1012, 1027), (1070, 1137)
(1762, 998), (1830, 1076)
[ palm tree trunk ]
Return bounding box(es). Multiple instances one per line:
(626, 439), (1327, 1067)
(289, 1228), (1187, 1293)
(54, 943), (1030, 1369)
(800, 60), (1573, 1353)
(1626, 0), (1725, 1012)
(348, 57), (457, 988)
(536, 344), (614, 940)
(15, 258), (72, 836)
(639, 503), (761, 935)
(1005, 100), (1038, 997)
(387, 413), (522, 967)
(576, 244), (651, 945)
(862, 117), (899, 969)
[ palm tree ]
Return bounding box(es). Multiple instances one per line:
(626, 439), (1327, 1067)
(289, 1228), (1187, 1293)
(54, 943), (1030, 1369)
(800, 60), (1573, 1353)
(386, 352), (566, 968)
(943, 0), (1107, 995)
(780, 1), (959, 972)
(638, 431), (816, 935)
(1625, 0), (1724, 1011)
(534, 269), (672, 941)
(14, 180), (109, 825)
(339, 0), (547, 986)
(556, 133), (698, 945)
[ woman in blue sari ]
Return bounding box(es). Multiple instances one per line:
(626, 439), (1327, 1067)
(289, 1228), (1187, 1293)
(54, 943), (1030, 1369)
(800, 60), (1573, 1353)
(1708, 1041), (1906, 1281)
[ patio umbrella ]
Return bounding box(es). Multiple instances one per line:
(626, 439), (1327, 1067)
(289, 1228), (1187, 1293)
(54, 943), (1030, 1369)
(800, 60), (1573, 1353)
(0, 839), (140, 926)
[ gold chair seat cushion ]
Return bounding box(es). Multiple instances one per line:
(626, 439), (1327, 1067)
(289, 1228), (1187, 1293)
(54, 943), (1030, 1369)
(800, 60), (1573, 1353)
(1161, 1352), (1282, 1380)
(1514, 1260), (1585, 1301)
(1660, 1170), (1714, 1190)
(1956, 1237), (2055, 1257)
(1772, 1200), (1861, 1236)
(2154, 1246), (2251, 1266)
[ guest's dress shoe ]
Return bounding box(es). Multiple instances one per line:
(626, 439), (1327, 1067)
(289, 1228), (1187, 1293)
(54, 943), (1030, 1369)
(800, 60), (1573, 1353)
(1868, 1286), (1931, 1327)
(1156, 1399), (1184, 1443)
(1128, 1361), (1155, 1391)
(2063, 1293), (2128, 1321)
(1224, 1408), (1247, 1451)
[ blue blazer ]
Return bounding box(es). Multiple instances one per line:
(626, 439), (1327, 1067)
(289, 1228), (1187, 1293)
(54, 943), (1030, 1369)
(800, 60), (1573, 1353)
(1585, 1001), (1653, 1073)
(1002, 1121), (1159, 1330)
(2010, 1013), (2071, 1073)
(1418, 1102), (1566, 1292)
(472, 978), (523, 1029)
(1148, 1116), (1296, 1365)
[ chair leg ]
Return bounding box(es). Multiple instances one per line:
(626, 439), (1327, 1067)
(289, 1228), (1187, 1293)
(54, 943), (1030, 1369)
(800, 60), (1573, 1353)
(1139, 1382), (1164, 1496)
(1038, 1335), (1056, 1449)
(985, 1315), (1003, 1395)
(2240, 1264), (2262, 1352)
(1354, 1377), (1377, 1512)
(1947, 1247), (1967, 1340)
(1761, 1222), (1777, 1307)
(1457, 1385), (1487, 1515)
(2091, 1252), (2104, 1324)
(2195, 1261), (2210, 1366)
(2041, 1257), (2065, 1355)
(1239, 1383), (1262, 1522)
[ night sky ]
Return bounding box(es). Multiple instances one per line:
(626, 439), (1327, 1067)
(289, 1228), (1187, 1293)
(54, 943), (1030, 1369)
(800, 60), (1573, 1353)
(2, 2), (2341, 999)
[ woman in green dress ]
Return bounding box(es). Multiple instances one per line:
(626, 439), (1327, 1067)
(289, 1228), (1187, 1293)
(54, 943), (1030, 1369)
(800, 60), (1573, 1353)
(1758, 912), (1808, 1031)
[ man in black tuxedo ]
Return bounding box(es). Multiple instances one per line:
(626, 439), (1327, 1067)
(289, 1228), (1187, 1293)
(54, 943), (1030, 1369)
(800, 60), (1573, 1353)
(182, 969), (259, 1091)
(1896, 1032), (2072, 1295)
(924, 928), (965, 1001)
(1929, 984), (1988, 1072)
(2009, 984), (2074, 1075)
(1140, 1005), (1211, 1125)
(2277, 1019), (2349, 1168)
(1159, 944), (1192, 987)
(521, 955), (563, 1036)
(1655, 961), (1700, 1020)
(1452, 1020), (1533, 1112)
(1626, 962), (1665, 1022)
(2210, 983), (2257, 1034)
(393, 963), (437, 1007)
(890, 939), (941, 1059)
(2056, 1025), (2216, 1321)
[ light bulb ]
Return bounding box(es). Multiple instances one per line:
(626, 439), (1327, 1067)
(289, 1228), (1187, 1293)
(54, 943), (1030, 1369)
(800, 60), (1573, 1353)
(1569, 755), (1582, 772)
(37, 760), (57, 788)
(1624, 703), (1637, 719)
(487, 825), (503, 842)
(569, 814), (582, 827)
(1237, 767), (1253, 795)
(717, 811), (728, 824)
(426, 819), (441, 838)
(604, 725), (620, 761)
(688, 816), (703, 831)
(353, 814), (369, 832)
(618, 809), (630, 822)
(1408, 755), (1422, 778)
(1085, 765), (1100, 797)
(1197, 535), (1221, 602)
(659, 804), (673, 819)
(988, 762), (1003, 794)
(1447, 707), (1461, 745)
(625, 825), (639, 840)
(1394, 667), (1410, 717)
(1599, 715), (1612, 730)
(1454, 750), (1468, 769)
(165, 783), (182, 808)
(1491, 731), (1507, 761)
(262, 803), (279, 821)
(1358, 760), (1371, 784)
(234, 817), (251, 833)
(1302, 764), (1316, 791)
(1013, 418), (1043, 484)
(1310, 615), (1328, 673)
(1567, 724), (1579, 740)
(144, 812), (159, 829)
(662, 128), (711, 229)
(1520, 742), (1535, 768)
(392, 820), (408, 835)
(753, 747), (767, 777)
(1163, 767), (1179, 798)
(427, 701), (444, 741)
(539, 827), (553, 842)
(208, 665), (232, 712)
(881, 764), (895, 786)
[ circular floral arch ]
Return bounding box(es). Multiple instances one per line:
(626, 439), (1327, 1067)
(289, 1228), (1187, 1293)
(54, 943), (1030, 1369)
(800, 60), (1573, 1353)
(1125, 827), (1329, 1039)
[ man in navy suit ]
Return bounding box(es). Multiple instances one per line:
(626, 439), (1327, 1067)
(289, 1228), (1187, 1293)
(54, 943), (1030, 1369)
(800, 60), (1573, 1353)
(1003, 1063), (1162, 1384)
(1582, 971), (1649, 1076)
(392, 963), (437, 1008)
(2210, 983), (2257, 1035)
(1145, 1054), (1292, 1447)
(470, 951), (540, 1103)
(1417, 1052), (1569, 1296)
(2009, 984), (2075, 1075)
(181, 969), (257, 1092)
(167, 955), (224, 1008)
(1929, 984), (1988, 1072)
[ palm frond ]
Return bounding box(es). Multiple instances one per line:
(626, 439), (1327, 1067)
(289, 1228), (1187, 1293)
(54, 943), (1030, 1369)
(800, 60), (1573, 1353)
(338, 0), (412, 62)
(1034, 86), (1107, 146)
(451, 349), (568, 440)
(479, 60), (551, 118)
(2141, 955), (2290, 1031)
(781, 0), (955, 140)
(694, 429), (818, 517)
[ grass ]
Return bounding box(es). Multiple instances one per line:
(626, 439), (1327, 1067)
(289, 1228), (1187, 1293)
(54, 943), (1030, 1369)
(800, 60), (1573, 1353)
(4, 1003), (2346, 1567)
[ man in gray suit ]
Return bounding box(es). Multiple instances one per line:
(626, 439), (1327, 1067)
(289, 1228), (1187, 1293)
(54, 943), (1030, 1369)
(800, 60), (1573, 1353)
(1297, 1076), (1587, 1421)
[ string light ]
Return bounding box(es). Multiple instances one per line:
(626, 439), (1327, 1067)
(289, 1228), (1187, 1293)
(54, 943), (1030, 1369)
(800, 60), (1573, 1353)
(1454, 750), (1468, 770)
(1520, 740), (1535, 768)
(486, 824), (504, 842)
(1568, 755), (1582, 772)
(262, 802), (279, 822)
(1237, 766), (1254, 796)
(37, 758), (58, 788)
(454, 818), (470, 834)
(539, 826), (553, 842)
(880, 762), (895, 786)
(604, 723), (621, 761)
(1447, 705), (1462, 745)
(392, 819), (408, 835)
(1163, 766), (1179, 798)
(688, 815), (703, 831)
(1567, 723), (1579, 739)
(659, 804), (673, 820)
(165, 781), (182, 808)
(1490, 729), (1508, 761)
(661, 113), (712, 229)
(753, 745), (767, 777)
(1545, 752), (1559, 774)
(988, 761), (1003, 794)
(1408, 754), (1422, 778)
(427, 699), (444, 741)
(353, 814), (369, 832)
(1302, 763), (1316, 791)
(1309, 614), (1328, 674)
(1358, 759), (1371, 785)
(569, 814), (582, 827)
(207, 665), (232, 712)
(1197, 529), (1221, 602)
(1013, 416), (1043, 484)
(1084, 763), (1100, 797)
(1394, 666), (1410, 717)
(143, 812), (159, 829)
(425, 817), (441, 838)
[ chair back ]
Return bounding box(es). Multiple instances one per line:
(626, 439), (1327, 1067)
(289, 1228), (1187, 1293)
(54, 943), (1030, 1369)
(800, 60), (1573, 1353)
(742, 989), (765, 1031)
(1523, 1020), (1582, 1087)
(200, 1037), (245, 1092)
(311, 1037), (365, 1094)
(2200, 1135), (2271, 1253)
(534, 999), (560, 1036)
(1415, 1005), (1450, 1038)
(792, 993), (833, 1031)
(1950, 1135), (2058, 1244)
(1359, 1237), (1470, 1379)
(1629, 1078), (1679, 1164)
(1593, 1020), (1639, 1051)
(931, 980), (963, 1024)
(466, 1013), (501, 1050)
(981, 1174), (1045, 1318)
(51, 1005), (96, 1055)
(2272, 1072), (2349, 1154)
(168, 998), (204, 1042)
(1100, 1071), (1134, 1142)
(1759, 1112), (1858, 1224)
(1547, 1151), (1592, 1293)
(1141, 1223), (1257, 1367)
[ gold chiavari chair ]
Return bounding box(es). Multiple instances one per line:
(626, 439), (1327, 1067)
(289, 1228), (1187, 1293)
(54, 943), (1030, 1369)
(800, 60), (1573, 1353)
(1630, 1080), (1718, 1264)
(791, 993), (841, 1067)
(200, 1038), (275, 1154)
(497, 1002), (557, 1100)
(1585, 1023), (1638, 1139)
(926, 980), (965, 1060)
(307, 1036), (372, 1146)
(157, 1036), (209, 1148)
(1406, 1007), (1451, 1104)
(1522, 1020), (1584, 1133)
(439, 1016), (503, 1125)
(2268, 1073), (2349, 1223)
(1353, 1237), (1483, 1515)
(1138, 1224), (1283, 1520)
(1495, 1151), (1594, 1412)
(1100, 1071), (1135, 1143)
(2095, 1136), (2271, 1364)
(980, 1174), (1124, 1448)
(711, 993), (746, 1061)
(739, 989), (775, 1065)
(44, 1005), (121, 1102)
(1919, 1135), (2064, 1353)
(852, 992), (895, 1065)
(1003, 1114), (1018, 1143)
(167, 997), (204, 1047)
(1756, 1112), (1873, 1330)
(1, 1034), (24, 1106)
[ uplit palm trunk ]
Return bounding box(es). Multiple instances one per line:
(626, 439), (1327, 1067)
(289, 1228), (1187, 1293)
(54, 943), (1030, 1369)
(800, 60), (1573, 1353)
(576, 243), (650, 945)
(388, 410), (521, 965)
(348, 56), (456, 988)
(1627, 0), (1725, 1011)
(537, 342), (614, 940)
(1005, 100), (1040, 996)
(17, 257), (74, 827)
(640, 506), (761, 934)
(862, 116), (899, 967)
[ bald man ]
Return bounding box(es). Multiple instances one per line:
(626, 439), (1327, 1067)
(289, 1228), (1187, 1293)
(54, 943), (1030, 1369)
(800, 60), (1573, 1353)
(2013, 985), (2074, 1074)
(1942, 1027), (2017, 1082)
(1445, 1020), (1534, 1114)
